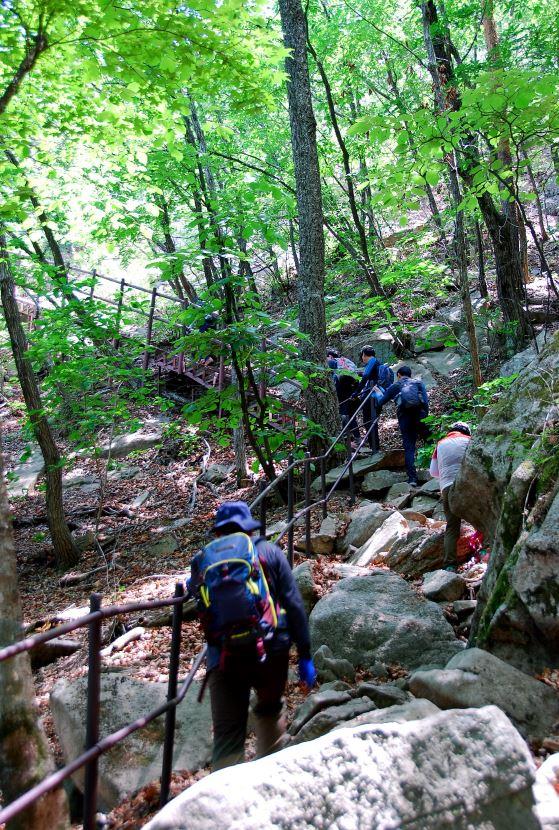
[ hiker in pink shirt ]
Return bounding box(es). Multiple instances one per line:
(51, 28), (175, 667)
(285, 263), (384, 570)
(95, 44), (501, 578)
(430, 422), (471, 571)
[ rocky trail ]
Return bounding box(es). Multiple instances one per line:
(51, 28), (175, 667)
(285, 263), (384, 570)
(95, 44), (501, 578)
(3, 294), (559, 829)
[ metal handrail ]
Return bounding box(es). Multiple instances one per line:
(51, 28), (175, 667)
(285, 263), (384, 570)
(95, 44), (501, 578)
(250, 386), (378, 511)
(0, 645), (207, 827)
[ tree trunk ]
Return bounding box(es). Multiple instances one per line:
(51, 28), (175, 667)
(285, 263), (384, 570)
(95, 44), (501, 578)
(421, 4), (481, 387)
(474, 220), (489, 298)
(422, 0), (530, 344)
(0, 437), (70, 830)
(279, 0), (341, 452)
(0, 239), (77, 568)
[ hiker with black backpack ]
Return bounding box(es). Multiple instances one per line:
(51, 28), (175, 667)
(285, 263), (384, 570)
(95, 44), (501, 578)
(375, 365), (429, 486)
(326, 350), (360, 444)
(188, 501), (315, 771)
(353, 346), (395, 452)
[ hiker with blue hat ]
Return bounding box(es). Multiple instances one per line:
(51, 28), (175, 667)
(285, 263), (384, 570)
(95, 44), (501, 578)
(188, 500), (315, 770)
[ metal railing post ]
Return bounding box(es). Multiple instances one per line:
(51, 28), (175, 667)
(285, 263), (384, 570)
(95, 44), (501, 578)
(160, 583), (184, 808)
(83, 593), (102, 830)
(112, 277), (126, 349)
(346, 433), (356, 506)
(320, 456), (327, 518)
(304, 451), (311, 554)
(287, 454), (294, 568)
(259, 480), (267, 537)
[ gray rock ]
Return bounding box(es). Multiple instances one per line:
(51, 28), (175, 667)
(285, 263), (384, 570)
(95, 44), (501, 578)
(410, 322), (448, 353)
(409, 647), (559, 740)
(318, 680), (352, 693)
(533, 752), (559, 829)
(335, 698), (440, 730)
(453, 600), (477, 618)
(417, 477), (441, 497)
(384, 526), (446, 577)
(310, 569), (463, 671)
(290, 696), (377, 744)
(107, 466), (141, 481)
(312, 450), (406, 491)
(422, 569), (466, 602)
(292, 561), (319, 616)
(7, 447), (44, 497)
(389, 360), (437, 389)
(332, 563), (370, 579)
(349, 511), (409, 566)
(418, 349), (466, 377)
(313, 645), (356, 683)
(454, 333), (559, 672)
(97, 426), (163, 459)
(288, 688), (353, 735)
(199, 463), (234, 484)
(309, 514), (338, 555)
(148, 534), (178, 556)
(410, 495), (439, 517)
(342, 501), (395, 551)
(401, 508), (429, 525)
(361, 469), (406, 497)
(144, 706), (540, 830)
(356, 682), (411, 708)
(62, 470), (100, 489)
(51, 673), (212, 810)
(386, 481), (412, 500)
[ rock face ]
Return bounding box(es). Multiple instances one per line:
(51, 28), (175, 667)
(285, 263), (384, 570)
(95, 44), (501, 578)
(533, 752), (559, 829)
(384, 526), (446, 577)
(342, 501), (394, 551)
(361, 469), (407, 496)
(50, 673), (212, 810)
(313, 450), (405, 490)
(292, 561), (319, 615)
(452, 333), (559, 672)
(409, 647), (559, 740)
(7, 446), (44, 496)
(349, 511), (409, 566)
(144, 707), (539, 830)
(98, 423), (163, 459)
(422, 569), (466, 602)
(309, 514), (338, 555)
(310, 570), (463, 671)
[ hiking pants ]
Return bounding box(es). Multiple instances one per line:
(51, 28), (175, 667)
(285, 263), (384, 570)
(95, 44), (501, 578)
(442, 484), (461, 567)
(340, 398), (361, 442)
(397, 410), (422, 483)
(208, 651), (289, 770)
(362, 396), (380, 452)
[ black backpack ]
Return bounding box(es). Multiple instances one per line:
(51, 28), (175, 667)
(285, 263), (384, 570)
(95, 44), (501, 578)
(399, 378), (426, 410)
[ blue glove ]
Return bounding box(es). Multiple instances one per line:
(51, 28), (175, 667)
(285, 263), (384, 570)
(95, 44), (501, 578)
(298, 657), (317, 688)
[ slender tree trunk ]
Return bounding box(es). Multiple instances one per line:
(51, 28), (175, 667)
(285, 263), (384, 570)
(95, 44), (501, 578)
(0, 240), (77, 568)
(0, 436), (70, 830)
(0, 29), (47, 117)
(279, 0), (341, 452)
(422, 0), (529, 343)
(156, 195), (198, 302)
(522, 149), (548, 242)
(421, 4), (481, 387)
(474, 220), (489, 298)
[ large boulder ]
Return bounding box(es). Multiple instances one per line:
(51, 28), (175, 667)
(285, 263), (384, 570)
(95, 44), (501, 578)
(349, 511), (409, 566)
(98, 423), (163, 459)
(334, 698), (440, 731)
(309, 514), (338, 555)
(309, 569), (463, 671)
(453, 333), (559, 672)
(422, 569), (466, 602)
(533, 752), (559, 829)
(384, 526), (446, 577)
(361, 469), (407, 497)
(7, 446), (44, 497)
(409, 647), (559, 740)
(144, 707), (540, 830)
(341, 501), (395, 551)
(292, 561), (319, 615)
(50, 673), (212, 810)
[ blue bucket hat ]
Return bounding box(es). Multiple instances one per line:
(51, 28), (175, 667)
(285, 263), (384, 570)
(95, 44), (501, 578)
(212, 501), (261, 532)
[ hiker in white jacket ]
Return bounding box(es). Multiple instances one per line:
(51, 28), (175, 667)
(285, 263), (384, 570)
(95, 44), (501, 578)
(430, 422), (471, 571)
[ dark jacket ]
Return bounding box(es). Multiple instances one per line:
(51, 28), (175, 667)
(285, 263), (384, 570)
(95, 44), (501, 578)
(378, 377), (429, 416)
(354, 357), (379, 397)
(189, 537), (311, 670)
